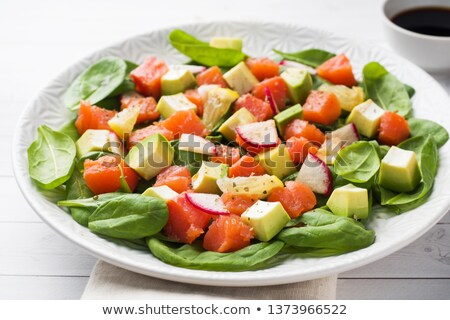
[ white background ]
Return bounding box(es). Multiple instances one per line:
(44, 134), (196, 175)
(1, 0), (450, 299)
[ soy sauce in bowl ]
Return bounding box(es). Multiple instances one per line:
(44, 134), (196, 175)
(391, 6), (450, 37)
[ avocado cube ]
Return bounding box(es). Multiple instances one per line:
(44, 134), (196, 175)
(273, 104), (303, 135)
(319, 84), (364, 112)
(192, 161), (228, 194)
(75, 129), (123, 158)
(218, 107), (256, 140)
(126, 133), (174, 180)
(280, 68), (312, 104)
(223, 62), (259, 95)
(241, 200), (290, 242)
(202, 87), (239, 130)
(107, 106), (140, 139)
(326, 184), (369, 219)
(256, 144), (296, 179)
(156, 93), (197, 119)
(347, 99), (385, 138)
(210, 37), (243, 51)
(379, 146), (421, 193)
(161, 69), (196, 96)
(142, 185), (178, 202)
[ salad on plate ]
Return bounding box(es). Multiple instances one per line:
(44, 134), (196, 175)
(27, 29), (449, 271)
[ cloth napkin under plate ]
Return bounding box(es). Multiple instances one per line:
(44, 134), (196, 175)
(82, 260), (337, 300)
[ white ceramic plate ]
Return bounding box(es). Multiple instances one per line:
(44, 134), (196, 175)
(13, 21), (450, 286)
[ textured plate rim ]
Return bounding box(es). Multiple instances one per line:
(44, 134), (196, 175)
(12, 20), (450, 287)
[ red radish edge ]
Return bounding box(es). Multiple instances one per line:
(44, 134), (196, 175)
(297, 152), (333, 196)
(308, 153), (333, 196)
(235, 126), (279, 148)
(264, 86), (280, 115)
(186, 193), (230, 215)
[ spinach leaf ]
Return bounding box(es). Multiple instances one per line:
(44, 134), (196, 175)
(94, 96), (121, 110)
(147, 238), (284, 271)
(58, 192), (125, 209)
(277, 209), (375, 255)
(312, 75), (332, 90)
(334, 141), (380, 184)
(404, 83), (416, 98)
(28, 125), (76, 189)
(282, 172), (298, 183)
(88, 194), (168, 239)
(378, 135), (438, 213)
(273, 48), (335, 68)
(362, 62), (412, 117)
(172, 139), (207, 175)
(65, 169), (93, 226)
(408, 118), (449, 148)
(169, 30), (245, 67)
(59, 119), (79, 142)
(65, 57), (127, 111)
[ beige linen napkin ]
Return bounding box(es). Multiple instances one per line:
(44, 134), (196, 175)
(82, 260), (337, 299)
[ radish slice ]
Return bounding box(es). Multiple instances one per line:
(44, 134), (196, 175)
(279, 60), (317, 75)
(327, 123), (359, 148)
(178, 134), (217, 155)
(296, 152), (332, 195)
(264, 87), (280, 115)
(169, 65), (206, 74)
(236, 120), (279, 148)
(316, 123), (359, 165)
(186, 193), (230, 215)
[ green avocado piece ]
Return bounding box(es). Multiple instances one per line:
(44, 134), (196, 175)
(256, 144), (296, 179)
(378, 146), (421, 193)
(156, 93), (197, 119)
(210, 37), (243, 51)
(142, 185), (178, 203)
(241, 200), (290, 242)
(273, 104), (303, 135)
(218, 107), (256, 141)
(126, 133), (174, 180)
(326, 184), (369, 219)
(223, 62), (259, 95)
(346, 99), (385, 138)
(75, 129), (123, 158)
(192, 161), (228, 194)
(280, 68), (312, 104)
(161, 69), (196, 96)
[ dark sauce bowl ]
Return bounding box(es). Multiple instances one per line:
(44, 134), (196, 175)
(383, 0), (450, 73)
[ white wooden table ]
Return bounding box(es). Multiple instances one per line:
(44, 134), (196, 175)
(1, 0), (449, 299)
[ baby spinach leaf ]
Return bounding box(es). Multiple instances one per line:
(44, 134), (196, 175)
(169, 29), (245, 67)
(58, 192), (125, 209)
(65, 57), (127, 111)
(88, 194), (168, 239)
(408, 118), (449, 148)
(147, 238), (285, 271)
(94, 96), (121, 110)
(65, 169), (93, 226)
(277, 209), (375, 255)
(404, 83), (416, 98)
(59, 119), (79, 142)
(273, 48), (335, 68)
(172, 139), (207, 175)
(334, 141), (380, 184)
(379, 135), (438, 213)
(28, 125), (76, 190)
(362, 62), (412, 117)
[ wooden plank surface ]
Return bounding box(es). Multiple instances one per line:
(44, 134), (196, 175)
(1, 0), (450, 300)
(337, 279), (450, 299)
